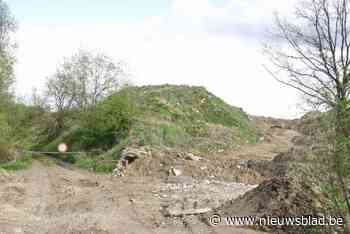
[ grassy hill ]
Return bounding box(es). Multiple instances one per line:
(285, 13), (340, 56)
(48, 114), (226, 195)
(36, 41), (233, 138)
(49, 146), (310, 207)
(127, 85), (257, 151)
(39, 85), (258, 171)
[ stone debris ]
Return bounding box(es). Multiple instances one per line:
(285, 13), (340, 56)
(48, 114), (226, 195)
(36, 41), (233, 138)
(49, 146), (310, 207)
(164, 207), (212, 217)
(177, 152), (205, 161)
(185, 153), (203, 161)
(112, 147), (151, 177)
(158, 177), (257, 219)
(111, 164), (125, 177)
(238, 159), (255, 169)
(169, 167), (182, 176)
(119, 147), (151, 167)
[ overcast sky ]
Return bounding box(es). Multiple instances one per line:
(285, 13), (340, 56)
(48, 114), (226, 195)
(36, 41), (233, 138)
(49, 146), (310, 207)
(8, 0), (303, 119)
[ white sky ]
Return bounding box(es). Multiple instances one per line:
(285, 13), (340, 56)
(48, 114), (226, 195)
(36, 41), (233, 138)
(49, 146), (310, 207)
(10, 0), (303, 119)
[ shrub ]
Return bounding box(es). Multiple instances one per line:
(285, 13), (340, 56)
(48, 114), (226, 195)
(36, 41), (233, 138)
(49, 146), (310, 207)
(79, 88), (135, 150)
(63, 154), (76, 164)
(0, 112), (10, 140)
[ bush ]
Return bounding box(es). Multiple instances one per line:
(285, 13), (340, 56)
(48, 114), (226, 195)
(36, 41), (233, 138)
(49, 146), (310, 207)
(63, 154), (76, 164)
(0, 112), (10, 140)
(79, 88), (135, 150)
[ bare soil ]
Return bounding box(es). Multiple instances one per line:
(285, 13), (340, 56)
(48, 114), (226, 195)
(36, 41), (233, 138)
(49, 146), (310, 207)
(0, 117), (299, 234)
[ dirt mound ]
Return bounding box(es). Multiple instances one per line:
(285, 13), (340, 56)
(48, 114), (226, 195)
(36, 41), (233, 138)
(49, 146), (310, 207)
(210, 177), (325, 233)
(246, 145), (313, 179)
(118, 147), (264, 184)
(111, 116), (302, 185)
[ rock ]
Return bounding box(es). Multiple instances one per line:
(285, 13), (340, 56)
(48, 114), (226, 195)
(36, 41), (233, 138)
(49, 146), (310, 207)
(238, 160), (249, 168)
(129, 198), (136, 203)
(169, 167), (182, 176)
(111, 165), (124, 177)
(238, 159), (255, 169)
(112, 147), (151, 177)
(270, 124), (283, 129)
(120, 147), (150, 166)
(164, 207), (212, 217)
(185, 153), (203, 161)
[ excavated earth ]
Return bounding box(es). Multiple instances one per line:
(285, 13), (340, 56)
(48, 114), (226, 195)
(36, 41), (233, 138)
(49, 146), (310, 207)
(0, 117), (300, 234)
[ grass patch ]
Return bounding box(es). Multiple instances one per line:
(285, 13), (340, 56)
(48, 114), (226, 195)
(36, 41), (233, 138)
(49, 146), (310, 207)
(0, 155), (33, 171)
(94, 163), (114, 173)
(75, 158), (114, 173)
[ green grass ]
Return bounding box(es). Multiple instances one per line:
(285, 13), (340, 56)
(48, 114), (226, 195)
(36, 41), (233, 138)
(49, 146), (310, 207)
(0, 155), (33, 171)
(126, 85), (258, 152)
(75, 158), (96, 169)
(75, 158), (114, 173)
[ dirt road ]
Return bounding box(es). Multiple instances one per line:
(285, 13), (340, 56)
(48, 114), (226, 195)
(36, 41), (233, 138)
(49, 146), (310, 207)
(0, 159), (268, 234)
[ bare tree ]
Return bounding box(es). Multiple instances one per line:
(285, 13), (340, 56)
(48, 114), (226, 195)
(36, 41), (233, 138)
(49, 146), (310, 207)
(265, 0), (350, 224)
(46, 49), (126, 131)
(265, 0), (350, 108)
(46, 69), (77, 131)
(0, 0), (16, 52)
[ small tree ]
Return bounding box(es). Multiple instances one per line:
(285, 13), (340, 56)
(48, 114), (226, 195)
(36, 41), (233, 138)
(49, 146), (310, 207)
(0, 0), (16, 103)
(265, 0), (350, 230)
(0, 0), (16, 155)
(46, 50), (127, 132)
(0, 51), (14, 103)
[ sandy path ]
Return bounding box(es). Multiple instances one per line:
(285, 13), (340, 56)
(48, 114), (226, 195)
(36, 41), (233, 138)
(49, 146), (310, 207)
(0, 160), (266, 234)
